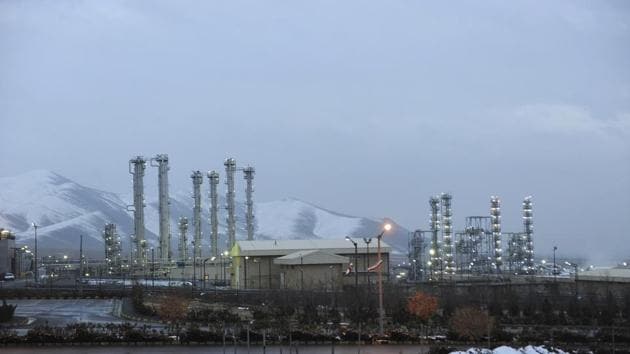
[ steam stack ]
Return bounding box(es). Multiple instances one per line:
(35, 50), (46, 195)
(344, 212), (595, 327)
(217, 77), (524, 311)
(441, 193), (455, 275)
(490, 196), (502, 271)
(191, 171), (203, 260)
(151, 154), (171, 263)
(243, 166), (255, 241)
(429, 196), (441, 280)
(224, 158), (237, 250)
(208, 171), (220, 257)
(129, 156), (147, 268)
(178, 217), (189, 263)
(523, 196), (534, 273)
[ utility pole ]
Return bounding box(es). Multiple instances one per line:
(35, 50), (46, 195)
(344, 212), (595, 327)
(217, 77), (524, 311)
(79, 234), (83, 296)
(32, 223), (38, 283)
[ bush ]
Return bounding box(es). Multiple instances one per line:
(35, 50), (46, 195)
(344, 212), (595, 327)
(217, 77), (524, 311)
(0, 299), (17, 322)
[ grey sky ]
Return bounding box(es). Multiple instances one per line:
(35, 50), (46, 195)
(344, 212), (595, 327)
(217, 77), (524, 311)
(1, 1), (629, 262)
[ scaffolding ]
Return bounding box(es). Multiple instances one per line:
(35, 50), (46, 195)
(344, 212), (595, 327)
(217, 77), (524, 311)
(408, 229), (430, 281)
(454, 216), (495, 275)
(102, 223), (122, 275)
(505, 232), (528, 274)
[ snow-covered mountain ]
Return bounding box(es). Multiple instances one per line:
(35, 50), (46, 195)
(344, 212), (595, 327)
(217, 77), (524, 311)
(0, 170), (410, 258)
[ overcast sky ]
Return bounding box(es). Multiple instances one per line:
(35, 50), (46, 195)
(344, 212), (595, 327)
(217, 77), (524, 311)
(1, 1), (629, 262)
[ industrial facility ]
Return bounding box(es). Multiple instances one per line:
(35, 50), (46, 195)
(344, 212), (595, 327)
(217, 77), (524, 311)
(408, 194), (537, 281)
(125, 155), (256, 282)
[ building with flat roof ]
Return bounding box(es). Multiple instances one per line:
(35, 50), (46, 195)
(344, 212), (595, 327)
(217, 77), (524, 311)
(230, 239), (391, 290)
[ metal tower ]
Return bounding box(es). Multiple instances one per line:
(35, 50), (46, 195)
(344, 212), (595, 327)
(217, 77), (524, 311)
(408, 230), (429, 281)
(129, 156), (147, 268)
(191, 171), (203, 260)
(103, 223), (122, 275)
(243, 166), (255, 241)
(429, 196), (441, 280)
(207, 170), (219, 257)
(178, 217), (189, 263)
(490, 196), (502, 272)
(523, 196), (534, 273)
(151, 154), (171, 263)
(441, 193), (455, 276)
(224, 158), (237, 250)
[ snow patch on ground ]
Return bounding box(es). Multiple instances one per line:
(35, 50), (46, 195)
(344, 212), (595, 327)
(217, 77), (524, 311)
(451, 346), (573, 354)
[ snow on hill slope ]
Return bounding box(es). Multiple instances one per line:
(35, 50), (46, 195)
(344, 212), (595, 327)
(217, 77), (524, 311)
(0, 170), (410, 257)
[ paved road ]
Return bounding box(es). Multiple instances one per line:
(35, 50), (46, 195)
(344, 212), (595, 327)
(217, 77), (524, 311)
(10, 299), (121, 326)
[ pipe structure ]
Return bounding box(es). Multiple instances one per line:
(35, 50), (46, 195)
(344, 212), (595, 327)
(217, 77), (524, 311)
(151, 154), (171, 263)
(207, 171), (220, 257)
(103, 223), (122, 275)
(523, 196), (534, 274)
(191, 171), (203, 261)
(224, 158), (237, 250)
(129, 156), (147, 268)
(441, 193), (455, 276)
(429, 196), (441, 280)
(243, 166), (255, 241)
(178, 217), (189, 263)
(490, 196), (502, 272)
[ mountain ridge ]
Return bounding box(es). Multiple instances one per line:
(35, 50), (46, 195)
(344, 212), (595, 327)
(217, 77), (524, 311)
(0, 170), (409, 258)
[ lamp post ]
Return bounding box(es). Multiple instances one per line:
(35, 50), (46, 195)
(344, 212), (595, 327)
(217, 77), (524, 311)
(222, 250), (229, 285)
(244, 256), (249, 289)
(362, 238), (372, 287)
(377, 223), (392, 337)
(151, 248), (155, 291)
(553, 246), (558, 282)
(565, 261), (579, 299)
(253, 258), (261, 289)
(32, 223), (38, 283)
(203, 258), (211, 290)
(345, 236), (359, 287)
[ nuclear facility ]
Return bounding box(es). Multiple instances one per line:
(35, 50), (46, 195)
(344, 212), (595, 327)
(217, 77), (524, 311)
(120, 155), (256, 278)
(408, 193), (536, 281)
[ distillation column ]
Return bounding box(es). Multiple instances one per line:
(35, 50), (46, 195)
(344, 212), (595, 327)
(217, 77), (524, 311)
(103, 223), (122, 274)
(152, 154), (171, 263)
(129, 156), (147, 268)
(191, 171), (203, 261)
(178, 217), (189, 263)
(243, 166), (255, 241)
(208, 171), (220, 257)
(490, 196), (503, 272)
(224, 158), (237, 250)
(429, 196), (441, 280)
(441, 193), (455, 275)
(523, 196), (534, 274)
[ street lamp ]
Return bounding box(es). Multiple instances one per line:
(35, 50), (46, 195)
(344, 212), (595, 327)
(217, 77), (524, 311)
(203, 258), (211, 290)
(565, 261), (579, 299)
(32, 222), (38, 283)
(345, 236), (359, 287)
(377, 223), (392, 336)
(362, 237), (372, 287)
(553, 246), (558, 281)
(244, 256), (249, 289)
